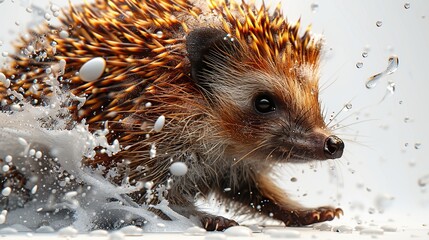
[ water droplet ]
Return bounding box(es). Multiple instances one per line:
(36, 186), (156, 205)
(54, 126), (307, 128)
(414, 143), (421, 149)
(356, 62), (363, 68)
(290, 177), (297, 182)
(362, 51), (368, 58)
(404, 117), (410, 123)
(59, 30), (69, 38)
(311, 3), (319, 13)
(418, 174), (429, 187)
(79, 57), (106, 82)
(156, 31), (163, 38)
(345, 103), (353, 110)
(385, 55), (399, 75)
(50, 4), (60, 12)
(4, 155), (12, 163)
(404, 2), (410, 9)
(376, 21), (383, 27)
(44, 13), (52, 21)
(1, 187), (11, 196)
(386, 81), (396, 94)
(366, 73), (382, 88)
(153, 115), (165, 132)
(169, 162), (188, 176)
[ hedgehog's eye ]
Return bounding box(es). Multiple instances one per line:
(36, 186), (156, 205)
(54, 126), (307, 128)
(254, 94), (276, 114)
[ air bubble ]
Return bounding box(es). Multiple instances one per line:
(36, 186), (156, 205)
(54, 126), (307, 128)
(376, 21), (383, 27)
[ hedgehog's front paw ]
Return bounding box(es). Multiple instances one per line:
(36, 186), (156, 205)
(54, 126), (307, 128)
(283, 207), (343, 227)
(201, 215), (239, 231)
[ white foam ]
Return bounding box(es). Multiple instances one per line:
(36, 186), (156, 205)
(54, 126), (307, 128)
(184, 226), (206, 236)
(224, 226), (253, 237)
(0, 68), (195, 233)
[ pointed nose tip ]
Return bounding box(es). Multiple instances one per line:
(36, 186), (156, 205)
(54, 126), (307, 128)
(324, 135), (344, 159)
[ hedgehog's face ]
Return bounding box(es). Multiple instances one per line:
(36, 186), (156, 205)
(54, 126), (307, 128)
(187, 28), (344, 163)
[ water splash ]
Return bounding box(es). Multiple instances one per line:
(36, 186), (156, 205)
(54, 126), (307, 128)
(366, 55), (399, 89)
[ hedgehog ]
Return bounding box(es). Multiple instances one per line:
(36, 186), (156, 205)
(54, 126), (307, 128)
(0, 0), (345, 231)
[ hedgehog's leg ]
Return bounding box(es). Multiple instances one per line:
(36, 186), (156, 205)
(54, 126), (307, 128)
(167, 194), (238, 231)
(220, 173), (342, 227)
(254, 173), (343, 226)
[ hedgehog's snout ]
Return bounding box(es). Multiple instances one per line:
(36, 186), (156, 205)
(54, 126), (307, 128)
(323, 135), (344, 159)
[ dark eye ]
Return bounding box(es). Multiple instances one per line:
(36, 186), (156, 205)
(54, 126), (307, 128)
(254, 94), (276, 114)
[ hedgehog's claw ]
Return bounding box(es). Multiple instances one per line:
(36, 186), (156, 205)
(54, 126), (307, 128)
(334, 208), (344, 218)
(283, 207), (343, 227)
(201, 215), (239, 231)
(311, 212), (321, 221)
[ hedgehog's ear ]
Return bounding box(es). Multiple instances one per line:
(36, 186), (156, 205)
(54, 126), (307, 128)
(186, 28), (239, 87)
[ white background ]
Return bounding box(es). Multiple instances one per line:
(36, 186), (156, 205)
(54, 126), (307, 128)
(0, 0), (428, 229)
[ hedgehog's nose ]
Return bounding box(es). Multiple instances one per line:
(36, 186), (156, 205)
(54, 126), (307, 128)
(324, 135), (344, 159)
